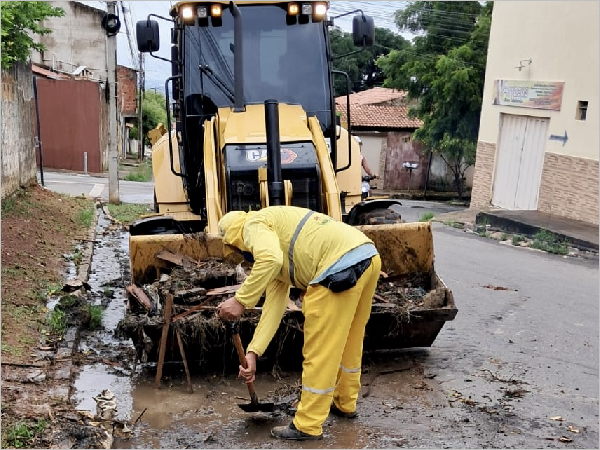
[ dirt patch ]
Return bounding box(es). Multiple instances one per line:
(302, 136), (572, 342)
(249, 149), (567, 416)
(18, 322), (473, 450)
(1, 185), (95, 447)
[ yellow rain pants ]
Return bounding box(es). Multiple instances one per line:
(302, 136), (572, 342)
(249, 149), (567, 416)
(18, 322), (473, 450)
(218, 206), (381, 436)
(218, 206), (375, 357)
(293, 254), (381, 436)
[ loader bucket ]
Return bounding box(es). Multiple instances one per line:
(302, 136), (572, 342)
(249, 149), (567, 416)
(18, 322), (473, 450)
(124, 222), (457, 371)
(129, 232), (226, 286)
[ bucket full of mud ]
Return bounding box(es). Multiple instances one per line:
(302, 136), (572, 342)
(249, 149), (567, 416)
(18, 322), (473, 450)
(119, 223), (457, 373)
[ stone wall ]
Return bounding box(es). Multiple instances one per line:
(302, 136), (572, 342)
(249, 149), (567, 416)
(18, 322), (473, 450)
(538, 153), (599, 225)
(1, 63), (37, 199)
(470, 141), (497, 208)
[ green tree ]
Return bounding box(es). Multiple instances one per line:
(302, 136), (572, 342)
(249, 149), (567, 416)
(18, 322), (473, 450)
(330, 26), (409, 97)
(377, 2), (493, 198)
(132, 90), (167, 145)
(1, 1), (65, 70)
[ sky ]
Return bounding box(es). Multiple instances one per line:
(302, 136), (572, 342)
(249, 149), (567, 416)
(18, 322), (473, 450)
(81, 1), (412, 91)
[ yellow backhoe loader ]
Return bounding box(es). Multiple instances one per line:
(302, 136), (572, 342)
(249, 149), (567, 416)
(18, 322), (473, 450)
(125, 1), (457, 367)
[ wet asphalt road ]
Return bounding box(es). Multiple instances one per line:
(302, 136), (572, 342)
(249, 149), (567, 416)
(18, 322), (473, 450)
(103, 223), (598, 448)
(51, 172), (599, 447)
(38, 170), (154, 205)
(429, 223), (599, 446)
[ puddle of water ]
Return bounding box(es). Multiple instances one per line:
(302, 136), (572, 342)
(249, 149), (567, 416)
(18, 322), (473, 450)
(71, 363), (133, 421)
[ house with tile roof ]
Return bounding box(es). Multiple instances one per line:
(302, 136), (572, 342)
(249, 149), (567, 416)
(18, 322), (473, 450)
(336, 87), (472, 193)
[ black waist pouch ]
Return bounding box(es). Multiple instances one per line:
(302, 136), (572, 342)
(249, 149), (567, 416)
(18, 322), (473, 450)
(319, 257), (372, 293)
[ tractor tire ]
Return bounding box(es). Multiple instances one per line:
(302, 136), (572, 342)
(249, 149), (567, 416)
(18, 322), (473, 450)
(355, 207), (403, 225)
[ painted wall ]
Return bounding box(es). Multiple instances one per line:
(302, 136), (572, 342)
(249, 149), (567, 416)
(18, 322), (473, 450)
(1, 63), (37, 199)
(358, 133), (385, 189)
(32, 1), (108, 81)
(479, 1), (599, 161)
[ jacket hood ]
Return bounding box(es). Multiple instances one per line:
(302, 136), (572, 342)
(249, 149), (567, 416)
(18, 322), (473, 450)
(218, 210), (252, 255)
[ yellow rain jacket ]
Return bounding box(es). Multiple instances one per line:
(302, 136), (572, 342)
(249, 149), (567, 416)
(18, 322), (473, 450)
(218, 205), (374, 355)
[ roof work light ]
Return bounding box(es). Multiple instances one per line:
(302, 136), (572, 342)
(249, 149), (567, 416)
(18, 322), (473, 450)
(180, 5), (194, 23)
(211, 4), (222, 17)
(301, 3), (312, 15)
(314, 2), (328, 17)
(288, 2), (299, 15)
(197, 5), (208, 19)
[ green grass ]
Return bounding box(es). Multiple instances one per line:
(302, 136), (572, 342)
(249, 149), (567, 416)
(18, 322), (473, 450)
(512, 234), (526, 246)
(1, 266), (26, 277)
(531, 230), (568, 255)
(71, 249), (83, 267)
(4, 420), (47, 448)
(1, 342), (22, 356)
(419, 212), (435, 222)
(45, 282), (63, 296)
(75, 205), (95, 228)
(123, 160), (153, 182)
(500, 233), (509, 241)
(87, 305), (104, 330)
(47, 308), (67, 337)
(107, 203), (152, 224)
(0, 189), (31, 215)
(58, 294), (79, 309)
(443, 220), (463, 229)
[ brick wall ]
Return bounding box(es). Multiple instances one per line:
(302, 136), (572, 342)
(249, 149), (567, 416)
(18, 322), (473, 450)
(470, 141), (496, 208)
(538, 153), (599, 225)
(117, 65), (137, 116)
(1, 63), (37, 199)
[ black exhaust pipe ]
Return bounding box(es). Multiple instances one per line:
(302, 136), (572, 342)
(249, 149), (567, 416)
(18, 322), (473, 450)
(230, 2), (244, 112)
(265, 100), (283, 206)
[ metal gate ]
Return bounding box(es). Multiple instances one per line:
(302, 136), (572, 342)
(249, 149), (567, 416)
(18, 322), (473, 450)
(492, 114), (549, 210)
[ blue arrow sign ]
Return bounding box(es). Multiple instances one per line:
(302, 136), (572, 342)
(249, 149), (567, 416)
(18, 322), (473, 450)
(549, 131), (568, 146)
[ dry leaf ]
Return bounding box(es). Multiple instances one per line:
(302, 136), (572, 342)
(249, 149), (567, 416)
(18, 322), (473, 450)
(558, 436), (573, 443)
(567, 426), (580, 433)
(550, 416), (564, 422)
(484, 284), (509, 290)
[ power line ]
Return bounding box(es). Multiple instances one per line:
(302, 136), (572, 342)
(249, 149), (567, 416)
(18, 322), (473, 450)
(119, 1), (137, 68)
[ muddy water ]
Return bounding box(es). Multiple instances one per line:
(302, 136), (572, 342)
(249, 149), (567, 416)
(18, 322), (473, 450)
(71, 212), (598, 449)
(72, 212), (135, 421)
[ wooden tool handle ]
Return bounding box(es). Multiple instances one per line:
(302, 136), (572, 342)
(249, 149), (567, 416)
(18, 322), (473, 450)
(232, 331), (258, 401)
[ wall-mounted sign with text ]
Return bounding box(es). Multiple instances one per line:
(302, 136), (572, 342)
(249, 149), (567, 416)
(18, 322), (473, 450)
(493, 80), (564, 111)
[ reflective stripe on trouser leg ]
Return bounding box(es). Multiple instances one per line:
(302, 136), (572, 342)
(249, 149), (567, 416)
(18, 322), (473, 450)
(333, 254), (381, 414)
(293, 257), (379, 436)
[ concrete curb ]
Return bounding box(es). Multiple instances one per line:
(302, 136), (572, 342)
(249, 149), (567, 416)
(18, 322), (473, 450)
(47, 201), (101, 403)
(476, 211), (599, 252)
(75, 201), (101, 283)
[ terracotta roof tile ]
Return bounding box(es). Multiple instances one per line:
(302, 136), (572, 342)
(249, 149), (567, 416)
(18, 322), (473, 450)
(32, 64), (70, 80)
(338, 104), (422, 129)
(335, 87), (407, 106)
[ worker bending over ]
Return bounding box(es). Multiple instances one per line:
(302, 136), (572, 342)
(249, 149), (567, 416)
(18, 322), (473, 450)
(218, 205), (381, 441)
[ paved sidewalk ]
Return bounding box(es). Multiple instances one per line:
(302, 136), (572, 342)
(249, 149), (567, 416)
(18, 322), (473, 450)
(477, 209), (598, 251)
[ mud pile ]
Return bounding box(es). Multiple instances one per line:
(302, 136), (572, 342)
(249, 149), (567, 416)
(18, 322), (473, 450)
(117, 252), (438, 371)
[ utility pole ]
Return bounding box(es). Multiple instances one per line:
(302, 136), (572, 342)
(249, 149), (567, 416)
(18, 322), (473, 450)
(137, 52), (144, 162)
(107, 1), (120, 204)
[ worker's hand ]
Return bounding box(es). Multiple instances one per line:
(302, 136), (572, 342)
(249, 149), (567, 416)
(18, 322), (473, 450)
(239, 352), (257, 384)
(218, 296), (245, 321)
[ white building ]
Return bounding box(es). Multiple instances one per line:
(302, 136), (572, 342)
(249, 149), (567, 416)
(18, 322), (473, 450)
(471, 1), (599, 225)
